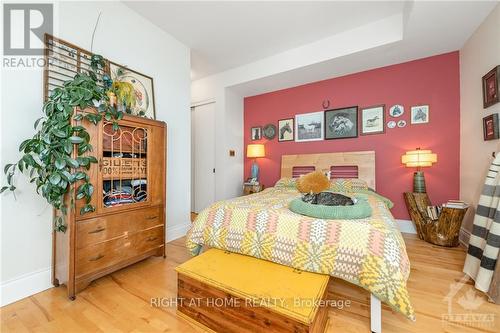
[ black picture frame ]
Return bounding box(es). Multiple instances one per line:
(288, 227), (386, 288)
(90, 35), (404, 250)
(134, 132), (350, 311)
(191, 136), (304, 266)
(483, 66), (500, 109)
(250, 126), (262, 141)
(277, 118), (294, 142)
(324, 106), (358, 139)
(483, 113), (499, 141)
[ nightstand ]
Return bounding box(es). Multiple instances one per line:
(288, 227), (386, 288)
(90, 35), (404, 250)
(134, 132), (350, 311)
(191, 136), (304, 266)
(243, 184), (264, 195)
(404, 192), (468, 247)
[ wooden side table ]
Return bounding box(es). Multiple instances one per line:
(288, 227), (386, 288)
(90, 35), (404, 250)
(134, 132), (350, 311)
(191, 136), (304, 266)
(243, 184), (264, 195)
(404, 192), (468, 247)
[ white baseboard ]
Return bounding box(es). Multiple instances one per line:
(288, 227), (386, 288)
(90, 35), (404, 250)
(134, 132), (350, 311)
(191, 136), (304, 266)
(1, 268), (53, 307)
(0, 222), (192, 307)
(396, 219), (417, 234)
(167, 221), (191, 242)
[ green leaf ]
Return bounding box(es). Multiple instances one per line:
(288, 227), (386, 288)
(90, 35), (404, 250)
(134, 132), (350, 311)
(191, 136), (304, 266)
(53, 129), (67, 138)
(49, 173), (61, 185)
(65, 157), (79, 168)
(69, 136), (84, 144)
(73, 114), (83, 121)
(55, 158), (66, 170)
(34, 117), (44, 129)
(19, 139), (31, 152)
(4, 164), (14, 174)
(112, 122), (119, 131)
(64, 141), (73, 154)
(0, 186), (9, 193)
(73, 171), (85, 180)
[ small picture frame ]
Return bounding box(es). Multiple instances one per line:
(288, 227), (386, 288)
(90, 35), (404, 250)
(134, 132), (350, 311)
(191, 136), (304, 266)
(411, 105), (430, 124)
(483, 114), (499, 141)
(360, 105), (385, 135)
(278, 118), (294, 142)
(295, 111), (324, 142)
(251, 127), (262, 141)
(324, 106), (358, 139)
(483, 66), (500, 108)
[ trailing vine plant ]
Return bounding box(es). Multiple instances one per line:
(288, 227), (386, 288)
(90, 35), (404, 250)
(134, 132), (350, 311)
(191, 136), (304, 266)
(1, 55), (123, 232)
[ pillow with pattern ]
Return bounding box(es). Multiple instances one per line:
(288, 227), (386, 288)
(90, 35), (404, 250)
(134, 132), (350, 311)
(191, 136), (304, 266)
(274, 177), (297, 188)
(329, 178), (368, 192)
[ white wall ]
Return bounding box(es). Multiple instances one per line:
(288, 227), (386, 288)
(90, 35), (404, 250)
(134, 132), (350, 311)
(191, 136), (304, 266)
(460, 4), (500, 241)
(0, 1), (191, 306)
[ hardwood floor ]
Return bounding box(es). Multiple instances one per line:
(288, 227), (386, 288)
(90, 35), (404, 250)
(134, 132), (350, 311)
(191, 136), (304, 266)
(1, 234), (499, 332)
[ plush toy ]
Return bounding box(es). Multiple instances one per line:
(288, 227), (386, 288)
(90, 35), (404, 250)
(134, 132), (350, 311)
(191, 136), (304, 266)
(296, 171), (330, 194)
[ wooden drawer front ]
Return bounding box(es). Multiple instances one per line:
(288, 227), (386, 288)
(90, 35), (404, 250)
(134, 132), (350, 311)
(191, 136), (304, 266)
(76, 206), (163, 248)
(76, 237), (128, 277)
(129, 226), (164, 257)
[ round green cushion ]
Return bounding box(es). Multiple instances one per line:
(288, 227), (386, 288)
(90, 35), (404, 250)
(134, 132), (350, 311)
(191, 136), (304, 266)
(288, 196), (372, 219)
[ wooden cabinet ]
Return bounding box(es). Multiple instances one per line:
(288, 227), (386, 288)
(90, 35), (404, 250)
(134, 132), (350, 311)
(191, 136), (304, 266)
(53, 108), (167, 299)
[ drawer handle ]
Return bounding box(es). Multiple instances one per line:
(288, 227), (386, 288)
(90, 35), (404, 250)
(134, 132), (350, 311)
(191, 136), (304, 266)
(147, 236), (158, 242)
(88, 226), (106, 234)
(89, 254), (104, 261)
(145, 216), (158, 220)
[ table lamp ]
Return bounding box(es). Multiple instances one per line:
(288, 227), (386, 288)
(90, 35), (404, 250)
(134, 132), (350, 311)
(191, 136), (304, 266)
(401, 148), (437, 193)
(247, 144), (265, 181)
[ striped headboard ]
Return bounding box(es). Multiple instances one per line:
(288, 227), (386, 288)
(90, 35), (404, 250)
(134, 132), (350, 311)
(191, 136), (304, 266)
(281, 151), (376, 189)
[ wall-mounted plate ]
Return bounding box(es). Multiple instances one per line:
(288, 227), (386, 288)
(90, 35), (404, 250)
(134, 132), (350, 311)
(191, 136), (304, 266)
(397, 120), (407, 128)
(387, 120), (396, 129)
(389, 105), (404, 117)
(263, 124), (277, 139)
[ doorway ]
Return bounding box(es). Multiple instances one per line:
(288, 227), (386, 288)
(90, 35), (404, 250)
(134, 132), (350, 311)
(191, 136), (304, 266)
(191, 102), (216, 213)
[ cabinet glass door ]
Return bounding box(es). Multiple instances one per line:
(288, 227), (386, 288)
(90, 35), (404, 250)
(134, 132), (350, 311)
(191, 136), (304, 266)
(101, 122), (149, 209)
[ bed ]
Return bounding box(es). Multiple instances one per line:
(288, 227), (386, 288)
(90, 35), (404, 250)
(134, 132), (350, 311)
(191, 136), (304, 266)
(186, 151), (414, 332)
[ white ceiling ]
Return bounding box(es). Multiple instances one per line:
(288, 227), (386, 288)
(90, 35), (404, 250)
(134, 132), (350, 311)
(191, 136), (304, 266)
(125, 1), (406, 80)
(125, 1), (498, 84)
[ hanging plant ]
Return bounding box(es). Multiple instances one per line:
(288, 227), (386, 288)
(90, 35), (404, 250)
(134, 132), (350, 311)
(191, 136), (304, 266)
(1, 55), (123, 232)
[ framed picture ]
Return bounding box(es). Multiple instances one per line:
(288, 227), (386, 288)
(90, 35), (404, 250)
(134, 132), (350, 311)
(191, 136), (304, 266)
(483, 114), (499, 141)
(251, 127), (262, 140)
(295, 111), (324, 142)
(324, 106), (358, 139)
(411, 105), (430, 124)
(109, 62), (156, 119)
(278, 118), (294, 142)
(360, 105), (385, 135)
(483, 66), (500, 108)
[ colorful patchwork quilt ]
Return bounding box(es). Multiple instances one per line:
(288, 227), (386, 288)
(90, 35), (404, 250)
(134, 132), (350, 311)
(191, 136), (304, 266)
(186, 187), (415, 320)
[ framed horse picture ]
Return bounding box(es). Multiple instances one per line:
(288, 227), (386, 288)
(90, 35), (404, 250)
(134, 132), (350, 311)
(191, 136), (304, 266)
(361, 105), (385, 135)
(325, 106), (358, 139)
(295, 111), (324, 142)
(278, 118), (294, 142)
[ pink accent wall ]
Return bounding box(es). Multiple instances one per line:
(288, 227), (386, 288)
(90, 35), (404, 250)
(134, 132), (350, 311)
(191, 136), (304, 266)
(244, 52), (460, 219)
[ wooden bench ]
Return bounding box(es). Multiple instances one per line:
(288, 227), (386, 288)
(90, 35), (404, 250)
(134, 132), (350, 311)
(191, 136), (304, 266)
(176, 249), (330, 333)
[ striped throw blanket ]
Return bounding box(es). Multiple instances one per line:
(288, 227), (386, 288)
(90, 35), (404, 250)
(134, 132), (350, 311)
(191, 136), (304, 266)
(463, 154), (500, 296)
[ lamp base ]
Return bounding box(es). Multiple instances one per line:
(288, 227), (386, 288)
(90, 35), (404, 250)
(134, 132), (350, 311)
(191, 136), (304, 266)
(251, 161), (259, 180)
(413, 171), (426, 193)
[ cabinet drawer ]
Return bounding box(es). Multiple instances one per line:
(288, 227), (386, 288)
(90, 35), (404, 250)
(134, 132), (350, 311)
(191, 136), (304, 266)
(76, 236), (128, 277)
(76, 206), (163, 248)
(129, 226), (164, 257)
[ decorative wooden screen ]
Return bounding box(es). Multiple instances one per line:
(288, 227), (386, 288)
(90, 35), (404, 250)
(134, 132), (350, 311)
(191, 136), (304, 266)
(330, 165), (359, 179)
(101, 123), (148, 208)
(43, 34), (108, 100)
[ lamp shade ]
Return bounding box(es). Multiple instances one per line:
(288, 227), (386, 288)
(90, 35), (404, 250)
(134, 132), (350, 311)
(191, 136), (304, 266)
(402, 149), (437, 167)
(247, 144), (265, 158)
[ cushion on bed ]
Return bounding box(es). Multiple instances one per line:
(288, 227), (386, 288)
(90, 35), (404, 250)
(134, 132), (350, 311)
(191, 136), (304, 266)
(329, 178), (368, 192)
(274, 177), (297, 188)
(289, 196), (372, 219)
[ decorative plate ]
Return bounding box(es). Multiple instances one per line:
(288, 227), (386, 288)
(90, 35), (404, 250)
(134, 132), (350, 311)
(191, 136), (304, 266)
(387, 121), (396, 129)
(397, 120), (407, 128)
(389, 105), (404, 117)
(263, 124), (277, 139)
